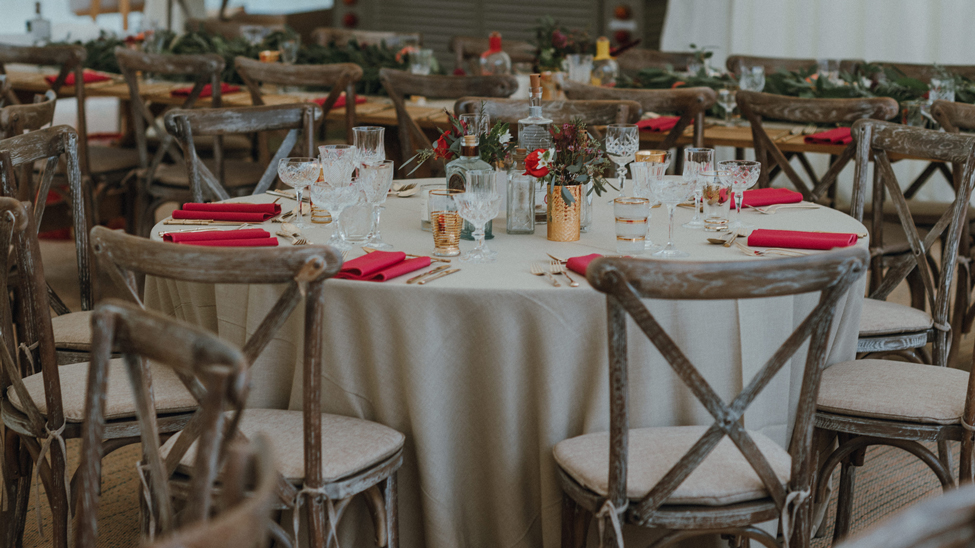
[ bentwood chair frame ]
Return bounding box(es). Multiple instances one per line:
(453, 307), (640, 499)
(736, 91), (899, 204)
(449, 35), (535, 75)
(163, 103), (322, 203)
(615, 49), (698, 74)
(0, 75), (9, 107)
(0, 90), (56, 140)
(453, 97), (643, 140)
(725, 55), (863, 77)
(378, 68), (518, 173)
(559, 249), (867, 548)
(865, 62), (975, 83)
(235, 56), (362, 145)
(90, 227), (403, 548)
(311, 28), (421, 48)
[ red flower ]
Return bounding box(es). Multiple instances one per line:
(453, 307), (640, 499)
(524, 149), (550, 178)
(433, 134), (454, 161)
(552, 31), (568, 49)
(671, 81), (685, 89)
(452, 67), (467, 76)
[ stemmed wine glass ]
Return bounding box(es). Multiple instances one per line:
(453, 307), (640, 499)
(681, 148), (714, 229)
(276, 157), (320, 229)
(717, 87), (737, 125)
(651, 172), (696, 258)
(605, 124), (639, 200)
(630, 150), (672, 250)
(317, 144), (359, 249)
(738, 65), (766, 92)
(359, 160), (395, 249)
(353, 126), (385, 166)
(455, 169), (502, 263)
(719, 160), (762, 231)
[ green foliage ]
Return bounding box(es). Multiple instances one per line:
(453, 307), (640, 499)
(531, 16), (594, 71)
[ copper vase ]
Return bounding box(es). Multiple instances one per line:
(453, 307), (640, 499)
(547, 185), (582, 242)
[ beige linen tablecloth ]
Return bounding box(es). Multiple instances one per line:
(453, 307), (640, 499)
(147, 179), (867, 548)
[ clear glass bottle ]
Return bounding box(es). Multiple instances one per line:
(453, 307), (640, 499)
(26, 2), (51, 45)
(506, 148), (535, 234)
(518, 74), (554, 224)
(590, 37), (619, 87)
(446, 118), (494, 240)
(479, 32), (512, 76)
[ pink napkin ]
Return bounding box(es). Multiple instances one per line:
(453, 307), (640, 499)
(637, 116), (680, 133)
(170, 82), (241, 98)
(45, 69), (111, 86)
(804, 127), (852, 145)
(335, 251), (432, 282)
(566, 254), (603, 276)
(162, 228), (278, 247)
(747, 229), (858, 250)
(313, 93), (366, 108)
(735, 188), (804, 208)
(172, 203), (282, 222)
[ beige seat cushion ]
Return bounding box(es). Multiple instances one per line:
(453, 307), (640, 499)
(153, 159), (265, 189)
(161, 408), (405, 483)
(51, 310), (92, 351)
(87, 145), (142, 174)
(6, 358), (197, 423)
(553, 425), (791, 506)
(858, 298), (933, 337)
(818, 359), (968, 425)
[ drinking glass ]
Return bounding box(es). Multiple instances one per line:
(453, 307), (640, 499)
(717, 88), (737, 124)
(631, 149), (672, 249)
(614, 197), (651, 254)
(739, 65), (766, 92)
(277, 157), (320, 229)
(566, 54), (594, 83)
(359, 160), (395, 249)
(929, 77), (956, 103)
(605, 124), (639, 199)
(455, 170), (502, 263)
(701, 169), (732, 232)
(817, 59), (839, 83)
(409, 49), (434, 75)
(353, 126), (386, 166)
(719, 160), (762, 231)
(279, 38), (300, 64)
(310, 177), (359, 250)
(458, 113), (489, 139)
(651, 175), (696, 258)
(681, 148), (714, 229)
(429, 189), (463, 257)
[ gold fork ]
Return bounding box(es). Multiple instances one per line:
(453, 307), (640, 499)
(530, 262), (560, 287)
(275, 230), (308, 245)
(749, 204), (821, 215)
(550, 261), (579, 287)
(734, 240), (808, 257)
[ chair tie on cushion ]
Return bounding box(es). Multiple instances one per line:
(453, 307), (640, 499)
(32, 421), (68, 540)
(292, 485), (341, 548)
(595, 499), (626, 548)
(934, 320), (951, 332)
(780, 489), (810, 548)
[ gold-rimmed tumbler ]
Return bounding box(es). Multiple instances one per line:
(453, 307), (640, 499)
(429, 189), (463, 257)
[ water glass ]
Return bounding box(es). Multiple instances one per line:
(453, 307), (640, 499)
(566, 54), (594, 83)
(353, 126), (386, 166)
(359, 160), (395, 249)
(410, 49), (434, 75)
(340, 190), (372, 243)
(719, 160), (762, 231)
(681, 148), (715, 229)
(429, 189), (463, 257)
(631, 149), (671, 249)
(310, 178), (359, 250)
(929, 77), (956, 104)
(701, 169), (732, 232)
(651, 175), (696, 258)
(277, 157), (320, 229)
(606, 124), (640, 199)
(614, 197), (651, 254)
(279, 38), (300, 64)
(717, 88), (737, 124)
(739, 65), (766, 92)
(817, 59), (839, 83)
(455, 170), (502, 263)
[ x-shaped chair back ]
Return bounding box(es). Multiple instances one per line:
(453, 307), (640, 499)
(562, 81), (714, 148)
(163, 103), (322, 202)
(0, 90), (56, 139)
(726, 55), (863, 77)
(737, 90), (898, 203)
(585, 249), (867, 528)
(454, 97), (643, 140)
(850, 119), (975, 366)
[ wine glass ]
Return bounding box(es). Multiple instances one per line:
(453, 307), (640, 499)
(719, 160), (762, 231)
(276, 157), (320, 229)
(717, 88), (737, 125)
(605, 124), (639, 200)
(455, 170), (502, 263)
(409, 49), (434, 75)
(310, 175), (359, 250)
(681, 148), (714, 229)
(359, 160), (395, 249)
(353, 126), (386, 166)
(651, 174), (696, 258)
(630, 150), (672, 250)
(738, 65), (765, 92)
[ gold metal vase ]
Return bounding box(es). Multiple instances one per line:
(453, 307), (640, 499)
(547, 184), (582, 242)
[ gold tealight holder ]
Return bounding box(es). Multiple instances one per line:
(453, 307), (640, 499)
(636, 150), (669, 163)
(259, 50), (281, 63)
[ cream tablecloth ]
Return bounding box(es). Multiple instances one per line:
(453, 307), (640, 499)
(146, 178), (868, 548)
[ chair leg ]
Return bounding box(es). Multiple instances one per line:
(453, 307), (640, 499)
(938, 440), (954, 479)
(384, 473), (398, 548)
(1, 431), (32, 548)
(561, 493), (592, 548)
(831, 446), (864, 544)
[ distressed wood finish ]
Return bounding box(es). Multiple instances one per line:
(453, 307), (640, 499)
(0, 75), (9, 107)
(558, 248), (867, 548)
(235, 56), (362, 144)
(0, 91), (55, 139)
(453, 97), (642, 141)
(378, 68), (518, 173)
(449, 36), (535, 75)
(311, 28), (421, 48)
(562, 82), (714, 148)
(866, 62), (975, 83)
(726, 55), (863, 76)
(163, 103), (322, 202)
(615, 49), (697, 74)
(736, 90), (898, 203)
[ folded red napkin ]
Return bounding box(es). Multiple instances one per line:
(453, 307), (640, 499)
(747, 229), (858, 250)
(45, 69), (112, 86)
(312, 93), (367, 109)
(335, 251), (432, 282)
(734, 188), (804, 208)
(804, 127), (852, 145)
(636, 116), (680, 133)
(162, 228), (278, 247)
(566, 253), (603, 276)
(172, 202), (282, 222)
(170, 82), (241, 98)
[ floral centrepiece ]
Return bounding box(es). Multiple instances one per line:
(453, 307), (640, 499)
(407, 105), (515, 173)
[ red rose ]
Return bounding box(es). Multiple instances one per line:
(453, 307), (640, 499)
(523, 149), (550, 178)
(433, 134), (454, 161)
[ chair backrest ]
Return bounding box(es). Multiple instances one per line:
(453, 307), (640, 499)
(163, 102), (322, 202)
(931, 100), (975, 202)
(867, 62), (975, 83)
(311, 27), (421, 48)
(449, 35), (535, 74)
(0, 74), (10, 107)
(235, 56), (362, 144)
(0, 90), (56, 139)
(562, 82), (714, 148)
(379, 68), (518, 169)
(73, 300), (252, 546)
(851, 119), (975, 366)
(726, 54), (862, 76)
(615, 48), (697, 73)
(736, 90), (898, 201)
(586, 248), (868, 542)
(454, 97), (642, 139)
(0, 125), (91, 312)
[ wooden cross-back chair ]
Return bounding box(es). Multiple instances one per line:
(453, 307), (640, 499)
(73, 300), (251, 547)
(615, 49), (697, 74)
(555, 249), (868, 548)
(0, 75), (11, 107)
(0, 90), (56, 139)
(449, 35), (535, 75)
(378, 68), (518, 174)
(163, 103), (322, 206)
(562, 81), (715, 149)
(311, 28), (421, 48)
(736, 90), (898, 204)
(849, 119), (975, 367)
(235, 56), (362, 145)
(866, 62), (975, 83)
(91, 226), (405, 548)
(726, 55), (863, 77)
(453, 97), (643, 140)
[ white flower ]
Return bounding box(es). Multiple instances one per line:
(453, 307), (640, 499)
(499, 130), (512, 144)
(537, 148), (556, 169)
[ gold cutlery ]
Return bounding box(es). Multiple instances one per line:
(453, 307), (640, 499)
(361, 246), (451, 263)
(550, 261), (579, 287)
(734, 240), (808, 257)
(418, 268), (460, 285)
(748, 204), (821, 215)
(530, 262), (561, 287)
(267, 189), (310, 203)
(546, 253), (567, 264)
(163, 219), (247, 226)
(406, 265), (451, 284)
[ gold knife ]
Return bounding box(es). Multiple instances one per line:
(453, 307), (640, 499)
(163, 219), (246, 226)
(418, 268), (460, 285)
(406, 265), (450, 284)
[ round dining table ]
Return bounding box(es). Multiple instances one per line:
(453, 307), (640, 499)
(147, 178), (868, 548)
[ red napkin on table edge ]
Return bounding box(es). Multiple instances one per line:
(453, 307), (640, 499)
(170, 82), (241, 98)
(172, 202), (282, 222)
(804, 127), (852, 145)
(566, 254), (603, 276)
(733, 187), (804, 208)
(636, 116), (680, 133)
(312, 93), (367, 109)
(334, 251), (432, 282)
(163, 228), (278, 247)
(747, 229), (857, 250)
(44, 69), (111, 86)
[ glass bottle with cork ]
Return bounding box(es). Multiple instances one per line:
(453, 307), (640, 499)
(480, 32), (512, 76)
(26, 2), (51, 45)
(446, 113), (494, 240)
(518, 74), (554, 224)
(591, 37), (620, 87)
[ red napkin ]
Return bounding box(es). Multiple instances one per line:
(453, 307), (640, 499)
(45, 69), (111, 86)
(312, 93), (366, 109)
(170, 82), (241, 98)
(566, 254), (602, 276)
(334, 251), (432, 282)
(172, 202), (282, 222)
(804, 127), (852, 145)
(637, 116), (680, 133)
(747, 229), (858, 250)
(162, 228), (278, 247)
(734, 188), (804, 208)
